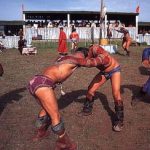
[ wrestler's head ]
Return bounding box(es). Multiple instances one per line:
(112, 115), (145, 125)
(75, 47), (89, 58)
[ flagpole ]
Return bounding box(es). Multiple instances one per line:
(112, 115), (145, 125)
(21, 4), (24, 20)
(99, 0), (104, 44)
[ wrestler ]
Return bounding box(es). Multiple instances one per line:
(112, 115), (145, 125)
(140, 48), (150, 95)
(58, 44), (124, 132)
(70, 28), (79, 52)
(28, 48), (89, 149)
(115, 25), (132, 56)
(131, 48), (150, 105)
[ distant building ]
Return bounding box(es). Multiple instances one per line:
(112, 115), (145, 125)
(0, 20), (24, 36)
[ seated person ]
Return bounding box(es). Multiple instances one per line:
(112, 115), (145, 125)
(18, 37), (27, 54)
(28, 48), (89, 149)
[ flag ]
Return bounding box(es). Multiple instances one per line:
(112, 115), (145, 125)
(136, 5), (140, 13)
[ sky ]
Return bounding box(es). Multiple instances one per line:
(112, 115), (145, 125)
(0, 0), (149, 22)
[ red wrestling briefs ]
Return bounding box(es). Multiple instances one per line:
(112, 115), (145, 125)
(28, 75), (56, 95)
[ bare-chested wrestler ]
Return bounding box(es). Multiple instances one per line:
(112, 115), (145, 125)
(59, 44), (124, 132)
(131, 48), (150, 105)
(115, 25), (132, 56)
(140, 47), (150, 95)
(28, 48), (89, 150)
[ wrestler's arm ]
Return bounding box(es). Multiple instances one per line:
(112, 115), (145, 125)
(59, 55), (110, 67)
(115, 29), (123, 33)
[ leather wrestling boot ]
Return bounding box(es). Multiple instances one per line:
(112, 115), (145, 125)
(79, 98), (94, 116)
(113, 101), (124, 132)
(55, 133), (77, 150)
(32, 115), (51, 141)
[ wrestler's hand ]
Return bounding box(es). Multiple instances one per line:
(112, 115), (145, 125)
(57, 56), (79, 65)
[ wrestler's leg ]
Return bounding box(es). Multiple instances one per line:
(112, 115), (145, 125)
(125, 39), (131, 56)
(111, 72), (124, 132)
(32, 88), (57, 141)
(33, 108), (51, 141)
(74, 42), (78, 50)
(71, 42), (74, 53)
(122, 41), (127, 51)
(35, 87), (76, 150)
(81, 73), (107, 116)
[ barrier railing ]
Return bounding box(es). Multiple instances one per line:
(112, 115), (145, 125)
(1, 28), (150, 48)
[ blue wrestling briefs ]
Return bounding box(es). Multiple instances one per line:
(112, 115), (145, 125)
(101, 65), (121, 80)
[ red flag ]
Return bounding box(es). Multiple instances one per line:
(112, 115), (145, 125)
(136, 5), (140, 13)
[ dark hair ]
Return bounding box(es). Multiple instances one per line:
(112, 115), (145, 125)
(75, 47), (89, 57)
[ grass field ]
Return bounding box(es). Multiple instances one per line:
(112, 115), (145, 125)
(0, 45), (150, 150)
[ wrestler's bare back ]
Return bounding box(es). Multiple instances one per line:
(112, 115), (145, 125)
(43, 63), (77, 83)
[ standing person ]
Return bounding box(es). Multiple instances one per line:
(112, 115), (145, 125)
(28, 49), (89, 149)
(58, 27), (68, 55)
(70, 28), (79, 53)
(59, 44), (124, 132)
(18, 29), (24, 38)
(18, 36), (26, 55)
(115, 25), (132, 56)
(91, 21), (96, 44)
(107, 22), (112, 44)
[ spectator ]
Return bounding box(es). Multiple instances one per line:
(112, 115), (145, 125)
(58, 27), (68, 55)
(70, 28), (79, 52)
(18, 36), (27, 55)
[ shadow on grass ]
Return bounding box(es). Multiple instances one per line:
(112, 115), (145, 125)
(0, 87), (26, 116)
(121, 84), (150, 104)
(58, 89), (115, 126)
(138, 66), (150, 75)
(115, 51), (126, 56)
(58, 89), (86, 109)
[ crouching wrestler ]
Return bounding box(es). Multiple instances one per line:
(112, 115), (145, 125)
(131, 48), (150, 105)
(58, 44), (124, 132)
(28, 48), (89, 149)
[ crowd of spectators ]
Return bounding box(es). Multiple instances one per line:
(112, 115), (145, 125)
(138, 29), (150, 35)
(25, 20), (136, 29)
(25, 20), (101, 28)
